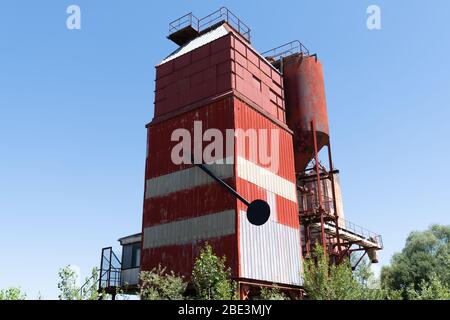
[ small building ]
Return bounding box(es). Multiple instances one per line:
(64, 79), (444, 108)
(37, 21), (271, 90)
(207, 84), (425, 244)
(98, 233), (141, 295)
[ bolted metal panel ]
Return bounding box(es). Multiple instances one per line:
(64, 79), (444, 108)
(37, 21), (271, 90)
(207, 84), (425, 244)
(231, 35), (286, 124)
(283, 55), (329, 172)
(154, 30), (234, 119)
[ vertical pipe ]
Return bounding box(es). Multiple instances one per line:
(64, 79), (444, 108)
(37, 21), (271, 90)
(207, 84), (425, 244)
(311, 120), (327, 256)
(305, 225), (311, 256)
(327, 143), (343, 256)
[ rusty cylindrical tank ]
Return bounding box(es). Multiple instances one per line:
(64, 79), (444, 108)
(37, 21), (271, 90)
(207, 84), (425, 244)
(282, 54), (329, 173)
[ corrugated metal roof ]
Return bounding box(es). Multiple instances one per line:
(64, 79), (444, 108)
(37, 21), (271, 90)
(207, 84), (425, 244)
(159, 25), (229, 65)
(118, 233), (142, 245)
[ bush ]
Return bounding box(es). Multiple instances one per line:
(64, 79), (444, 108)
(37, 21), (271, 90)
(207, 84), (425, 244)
(192, 242), (237, 300)
(259, 286), (289, 300)
(139, 265), (187, 300)
(0, 287), (26, 300)
(303, 244), (385, 300)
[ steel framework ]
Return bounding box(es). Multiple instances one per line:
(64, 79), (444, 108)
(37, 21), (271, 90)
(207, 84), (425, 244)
(298, 120), (383, 267)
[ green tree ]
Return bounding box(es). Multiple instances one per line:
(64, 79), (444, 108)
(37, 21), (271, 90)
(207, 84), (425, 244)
(381, 224), (450, 295)
(192, 242), (236, 300)
(303, 244), (385, 300)
(0, 287), (26, 300)
(57, 265), (100, 300)
(139, 265), (187, 300)
(406, 274), (450, 300)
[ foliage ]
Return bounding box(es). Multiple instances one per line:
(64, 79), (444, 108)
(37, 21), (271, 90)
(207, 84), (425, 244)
(192, 242), (237, 300)
(139, 265), (187, 300)
(57, 266), (79, 300)
(0, 287), (26, 300)
(57, 265), (100, 300)
(302, 244), (386, 300)
(259, 286), (289, 300)
(381, 224), (450, 296)
(406, 274), (450, 300)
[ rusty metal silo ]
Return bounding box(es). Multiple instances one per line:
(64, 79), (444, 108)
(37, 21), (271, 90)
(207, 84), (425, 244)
(282, 54), (329, 173)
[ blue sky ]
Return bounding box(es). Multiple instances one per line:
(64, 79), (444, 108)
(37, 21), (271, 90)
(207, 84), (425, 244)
(0, 0), (449, 299)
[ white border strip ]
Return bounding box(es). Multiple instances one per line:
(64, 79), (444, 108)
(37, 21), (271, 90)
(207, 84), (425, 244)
(143, 210), (235, 249)
(145, 158), (234, 199)
(236, 156), (297, 202)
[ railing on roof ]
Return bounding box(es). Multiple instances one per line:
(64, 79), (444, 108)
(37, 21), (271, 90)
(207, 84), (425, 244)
(169, 12), (200, 34)
(199, 7), (251, 42)
(168, 7), (251, 43)
(262, 40), (310, 61)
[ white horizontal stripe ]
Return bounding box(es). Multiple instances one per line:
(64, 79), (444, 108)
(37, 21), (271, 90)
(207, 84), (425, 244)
(145, 158), (234, 199)
(143, 210), (235, 249)
(236, 156), (297, 202)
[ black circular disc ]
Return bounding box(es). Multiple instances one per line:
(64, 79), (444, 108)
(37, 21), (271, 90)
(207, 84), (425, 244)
(246, 199), (271, 226)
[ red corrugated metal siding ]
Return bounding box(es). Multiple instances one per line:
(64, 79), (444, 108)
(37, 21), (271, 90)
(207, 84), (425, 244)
(276, 196), (299, 228)
(233, 97), (296, 181)
(142, 93), (239, 276)
(143, 178), (236, 227)
(142, 26), (303, 286)
(232, 96), (302, 283)
(154, 34), (234, 119)
(146, 97), (234, 178)
(141, 235), (238, 279)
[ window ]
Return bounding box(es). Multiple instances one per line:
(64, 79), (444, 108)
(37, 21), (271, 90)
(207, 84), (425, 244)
(122, 242), (141, 269)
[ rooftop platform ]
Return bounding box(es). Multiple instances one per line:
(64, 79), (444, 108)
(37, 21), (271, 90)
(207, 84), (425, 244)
(168, 7), (251, 46)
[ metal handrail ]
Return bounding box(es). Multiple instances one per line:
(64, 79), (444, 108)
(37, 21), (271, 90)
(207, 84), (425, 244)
(169, 12), (199, 34)
(298, 193), (383, 249)
(168, 7), (251, 43)
(336, 218), (384, 249)
(299, 193), (335, 215)
(198, 7), (251, 42)
(262, 40), (310, 61)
